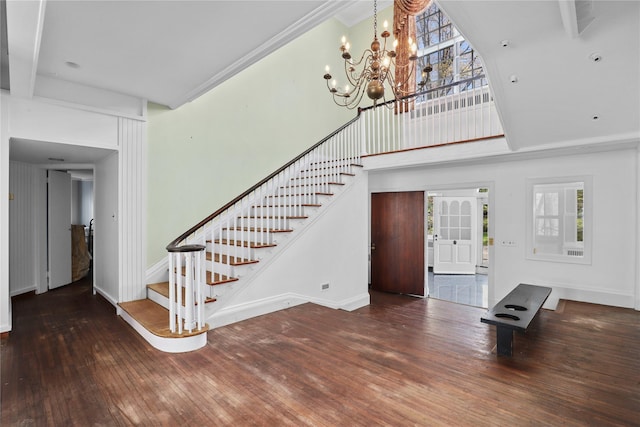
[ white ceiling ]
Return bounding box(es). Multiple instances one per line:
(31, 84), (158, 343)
(10, 138), (115, 165)
(438, 0), (640, 151)
(34, 0), (356, 109)
(5, 0), (369, 165)
(5, 0), (639, 163)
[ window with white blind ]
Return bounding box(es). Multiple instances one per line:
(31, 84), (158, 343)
(526, 177), (591, 264)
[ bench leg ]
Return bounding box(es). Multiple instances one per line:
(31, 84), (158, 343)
(496, 326), (513, 357)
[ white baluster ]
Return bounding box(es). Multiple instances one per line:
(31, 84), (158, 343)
(176, 253), (183, 334)
(197, 249), (203, 330)
(168, 253), (175, 333)
(185, 253), (193, 332)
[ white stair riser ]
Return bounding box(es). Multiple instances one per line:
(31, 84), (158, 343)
(290, 179), (339, 189)
(208, 242), (256, 260)
(305, 160), (353, 169)
(248, 205), (310, 217)
(208, 241), (278, 260)
(207, 260), (255, 277)
(220, 229), (275, 244)
(263, 194), (318, 205)
(207, 281), (234, 299)
(241, 217), (306, 229)
(147, 287), (199, 325)
(240, 217), (290, 229)
(297, 167), (351, 179)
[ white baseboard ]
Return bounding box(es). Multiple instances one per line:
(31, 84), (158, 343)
(146, 257), (169, 284)
(208, 292), (371, 329)
(306, 292), (370, 311)
(209, 293), (308, 329)
(10, 285), (36, 297)
(0, 322), (11, 333)
(543, 286), (634, 310)
(337, 292), (371, 311)
(94, 286), (118, 308)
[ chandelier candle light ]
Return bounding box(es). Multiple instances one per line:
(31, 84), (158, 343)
(323, 0), (419, 109)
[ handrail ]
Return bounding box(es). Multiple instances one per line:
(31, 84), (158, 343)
(166, 115), (361, 251)
(358, 74), (487, 113)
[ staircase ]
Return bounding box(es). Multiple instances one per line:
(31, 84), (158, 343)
(117, 75), (503, 353)
(118, 118), (363, 352)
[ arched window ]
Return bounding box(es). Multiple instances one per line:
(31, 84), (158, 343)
(415, 3), (486, 94)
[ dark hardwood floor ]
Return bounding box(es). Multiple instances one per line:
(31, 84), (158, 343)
(2, 278), (639, 426)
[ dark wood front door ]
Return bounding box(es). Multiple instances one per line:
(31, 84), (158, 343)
(371, 191), (425, 296)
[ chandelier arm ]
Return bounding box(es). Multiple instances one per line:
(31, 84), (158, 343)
(343, 62), (371, 88)
(332, 82), (366, 109)
(350, 84), (368, 109)
(385, 72), (400, 99)
(333, 75), (366, 102)
(343, 49), (375, 70)
(344, 68), (365, 87)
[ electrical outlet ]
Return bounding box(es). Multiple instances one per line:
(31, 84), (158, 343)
(321, 283), (330, 291)
(501, 240), (517, 247)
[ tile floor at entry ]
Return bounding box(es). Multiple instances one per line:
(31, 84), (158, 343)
(428, 270), (488, 308)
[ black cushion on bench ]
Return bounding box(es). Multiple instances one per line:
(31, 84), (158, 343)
(481, 283), (552, 356)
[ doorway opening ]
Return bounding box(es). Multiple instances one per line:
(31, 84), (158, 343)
(46, 168), (94, 292)
(426, 187), (490, 308)
(8, 138), (114, 298)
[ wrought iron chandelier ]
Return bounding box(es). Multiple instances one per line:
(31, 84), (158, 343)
(323, 0), (419, 109)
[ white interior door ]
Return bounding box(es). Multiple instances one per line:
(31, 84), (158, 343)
(433, 196), (477, 274)
(48, 170), (72, 289)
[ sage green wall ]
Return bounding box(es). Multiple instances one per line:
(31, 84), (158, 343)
(147, 18), (357, 266)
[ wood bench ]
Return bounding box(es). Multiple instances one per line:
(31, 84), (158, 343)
(481, 283), (552, 356)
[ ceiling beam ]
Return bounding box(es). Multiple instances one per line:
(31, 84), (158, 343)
(558, 0), (579, 38)
(6, 0), (46, 98)
(558, 0), (594, 38)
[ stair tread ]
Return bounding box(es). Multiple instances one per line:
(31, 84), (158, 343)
(148, 282), (191, 306)
(148, 282), (219, 303)
(207, 252), (259, 266)
(312, 161), (362, 166)
(293, 172), (355, 180)
(212, 238), (277, 249)
(206, 271), (239, 286)
(223, 226), (293, 233)
(253, 204), (321, 208)
(241, 215), (308, 219)
(175, 266), (239, 286)
(281, 183), (345, 189)
(305, 162), (363, 170)
(268, 193), (333, 197)
(118, 299), (208, 338)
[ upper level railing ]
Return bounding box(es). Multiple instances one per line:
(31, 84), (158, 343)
(360, 75), (503, 155)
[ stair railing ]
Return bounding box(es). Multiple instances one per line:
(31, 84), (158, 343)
(165, 117), (362, 333)
(359, 75), (503, 155)
(167, 244), (205, 334)
(164, 75), (503, 334)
